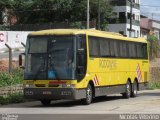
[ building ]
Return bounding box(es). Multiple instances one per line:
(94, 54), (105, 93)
(140, 15), (150, 39)
(108, 0), (140, 38)
(140, 16), (160, 44)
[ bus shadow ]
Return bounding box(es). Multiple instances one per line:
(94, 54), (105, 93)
(40, 95), (123, 108)
(0, 96), (122, 108)
(93, 95), (123, 103)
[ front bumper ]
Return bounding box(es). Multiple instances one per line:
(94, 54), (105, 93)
(24, 88), (86, 100)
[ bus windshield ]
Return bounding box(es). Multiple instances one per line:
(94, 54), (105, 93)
(24, 35), (76, 80)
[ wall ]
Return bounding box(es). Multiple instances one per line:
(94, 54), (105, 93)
(108, 24), (127, 35)
(150, 67), (160, 82)
(126, 24), (140, 37)
(0, 31), (31, 52)
(0, 84), (23, 97)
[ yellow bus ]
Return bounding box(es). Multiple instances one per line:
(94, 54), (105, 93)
(19, 29), (149, 105)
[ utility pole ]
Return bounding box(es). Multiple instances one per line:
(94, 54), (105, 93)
(87, 0), (90, 29)
(129, 0), (133, 37)
(98, 0), (100, 30)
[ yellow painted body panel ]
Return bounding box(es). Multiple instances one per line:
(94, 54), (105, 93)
(25, 29), (149, 90)
(29, 29), (147, 43)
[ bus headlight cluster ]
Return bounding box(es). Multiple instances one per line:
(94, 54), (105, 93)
(62, 84), (76, 88)
(24, 84), (34, 88)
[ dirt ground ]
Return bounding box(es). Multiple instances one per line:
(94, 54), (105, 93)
(0, 59), (18, 72)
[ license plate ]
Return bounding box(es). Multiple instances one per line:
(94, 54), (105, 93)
(42, 91), (52, 95)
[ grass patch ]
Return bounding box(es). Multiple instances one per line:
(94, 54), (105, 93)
(0, 69), (23, 87)
(0, 69), (25, 105)
(0, 93), (25, 105)
(148, 81), (160, 90)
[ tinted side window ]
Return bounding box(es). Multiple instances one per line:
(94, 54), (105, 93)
(129, 42), (137, 58)
(120, 41), (128, 58)
(136, 43), (143, 58)
(142, 43), (148, 59)
(88, 36), (100, 57)
(110, 40), (115, 57)
(114, 41), (120, 57)
(99, 38), (110, 57)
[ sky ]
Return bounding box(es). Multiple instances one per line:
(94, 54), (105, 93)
(141, 0), (160, 20)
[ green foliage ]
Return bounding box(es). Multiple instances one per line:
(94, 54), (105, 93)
(0, 93), (24, 105)
(70, 0), (113, 29)
(0, 0), (113, 29)
(0, 96), (10, 105)
(148, 35), (160, 60)
(0, 69), (23, 87)
(0, 25), (10, 30)
(0, 69), (24, 105)
(148, 35), (158, 41)
(149, 81), (160, 90)
(70, 22), (85, 29)
(12, 0), (73, 24)
(9, 93), (25, 103)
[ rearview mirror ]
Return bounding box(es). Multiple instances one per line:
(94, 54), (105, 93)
(19, 53), (25, 69)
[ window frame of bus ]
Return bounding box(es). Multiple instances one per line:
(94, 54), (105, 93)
(88, 36), (148, 59)
(76, 34), (87, 81)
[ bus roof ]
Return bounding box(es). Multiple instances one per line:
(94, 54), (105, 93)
(29, 29), (147, 43)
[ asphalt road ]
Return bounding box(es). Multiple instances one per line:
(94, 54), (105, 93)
(0, 89), (160, 120)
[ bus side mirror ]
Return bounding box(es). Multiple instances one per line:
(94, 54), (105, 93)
(19, 53), (25, 69)
(76, 49), (85, 76)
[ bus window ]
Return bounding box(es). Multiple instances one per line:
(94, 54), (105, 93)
(99, 38), (110, 57)
(76, 35), (87, 80)
(136, 43), (143, 58)
(129, 42), (137, 58)
(110, 40), (115, 57)
(142, 43), (148, 59)
(114, 40), (119, 57)
(88, 36), (100, 57)
(120, 41), (128, 58)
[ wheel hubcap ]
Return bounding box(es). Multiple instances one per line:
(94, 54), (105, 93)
(127, 84), (130, 96)
(87, 87), (92, 102)
(134, 83), (137, 94)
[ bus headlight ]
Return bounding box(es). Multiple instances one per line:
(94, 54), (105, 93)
(62, 84), (76, 88)
(24, 84), (34, 88)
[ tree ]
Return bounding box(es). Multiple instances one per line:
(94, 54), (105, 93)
(0, 0), (12, 24)
(148, 35), (160, 60)
(70, 0), (113, 29)
(0, 0), (72, 24)
(0, 0), (113, 29)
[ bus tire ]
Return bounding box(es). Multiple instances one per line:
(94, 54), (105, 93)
(41, 100), (51, 106)
(82, 84), (93, 105)
(131, 81), (138, 97)
(123, 81), (131, 99)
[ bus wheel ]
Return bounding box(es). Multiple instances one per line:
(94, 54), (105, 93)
(82, 84), (93, 105)
(41, 100), (51, 106)
(131, 81), (138, 97)
(123, 81), (131, 99)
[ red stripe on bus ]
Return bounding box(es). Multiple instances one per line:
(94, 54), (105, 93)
(95, 75), (99, 85)
(49, 81), (66, 84)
